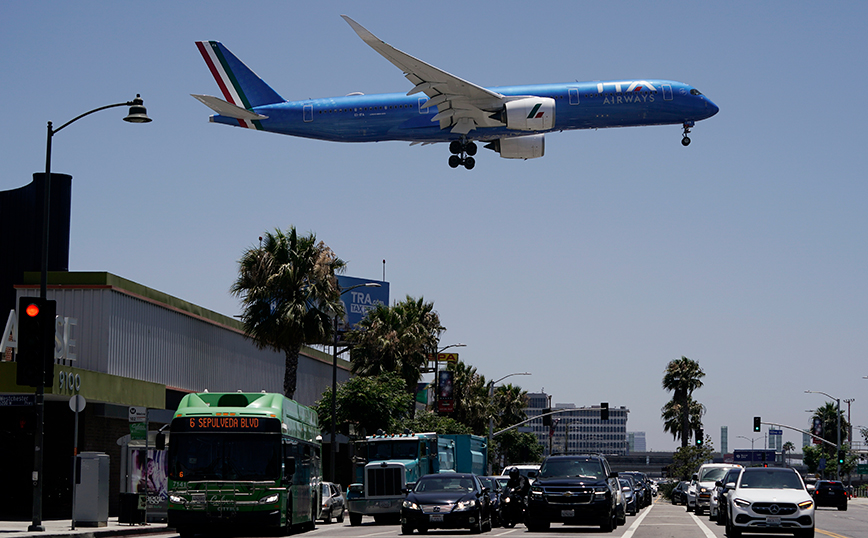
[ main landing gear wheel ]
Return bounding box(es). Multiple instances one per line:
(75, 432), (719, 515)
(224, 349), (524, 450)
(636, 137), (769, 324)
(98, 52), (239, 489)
(448, 139), (477, 169)
(681, 121), (694, 146)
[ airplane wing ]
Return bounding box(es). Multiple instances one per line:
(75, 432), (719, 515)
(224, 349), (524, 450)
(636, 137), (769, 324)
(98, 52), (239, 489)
(191, 94), (268, 121)
(341, 15), (507, 135)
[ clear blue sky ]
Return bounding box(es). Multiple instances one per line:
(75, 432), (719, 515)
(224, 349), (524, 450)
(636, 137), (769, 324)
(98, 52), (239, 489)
(3, 1), (866, 452)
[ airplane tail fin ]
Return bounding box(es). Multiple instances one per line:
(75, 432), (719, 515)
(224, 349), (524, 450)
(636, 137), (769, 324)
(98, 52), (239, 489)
(195, 41), (284, 113)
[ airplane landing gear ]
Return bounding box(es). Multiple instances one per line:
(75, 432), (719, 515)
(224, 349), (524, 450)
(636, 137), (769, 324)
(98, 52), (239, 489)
(448, 139), (477, 169)
(681, 121), (694, 146)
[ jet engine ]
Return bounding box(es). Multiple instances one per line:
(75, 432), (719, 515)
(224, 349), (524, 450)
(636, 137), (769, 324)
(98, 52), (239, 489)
(491, 97), (556, 131)
(484, 134), (545, 159)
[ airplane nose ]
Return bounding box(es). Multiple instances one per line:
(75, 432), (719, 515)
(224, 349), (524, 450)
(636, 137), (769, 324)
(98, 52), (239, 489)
(704, 97), (719, 118)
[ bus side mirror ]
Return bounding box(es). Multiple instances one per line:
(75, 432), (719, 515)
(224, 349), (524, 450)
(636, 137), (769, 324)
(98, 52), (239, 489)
(285, 457), (296, 477)
(156, 432), (166, 451)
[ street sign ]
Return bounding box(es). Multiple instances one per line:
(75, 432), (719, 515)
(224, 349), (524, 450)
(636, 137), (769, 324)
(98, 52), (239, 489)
(0, 394), (35, 406)
(68, 395), (86, 413)
(856, 464), (868, 474)
(768, 429), (783, 435)
(427, 353), (458, 362)
(130, 422), (146, 440)
(128, 406), (146, 423)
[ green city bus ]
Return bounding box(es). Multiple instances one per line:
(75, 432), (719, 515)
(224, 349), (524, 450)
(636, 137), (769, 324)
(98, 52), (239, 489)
(167, 392), (321, 536)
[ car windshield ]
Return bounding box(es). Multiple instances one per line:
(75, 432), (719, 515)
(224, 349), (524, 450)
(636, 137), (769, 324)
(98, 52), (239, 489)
(739, 470), (803, 489)
(540, 459), (605, 479)
(699, 467), (731, 482)
(415, 476), (476, 493)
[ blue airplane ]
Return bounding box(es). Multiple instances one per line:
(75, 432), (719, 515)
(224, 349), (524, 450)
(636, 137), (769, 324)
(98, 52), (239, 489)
(193, 15), (719, 170)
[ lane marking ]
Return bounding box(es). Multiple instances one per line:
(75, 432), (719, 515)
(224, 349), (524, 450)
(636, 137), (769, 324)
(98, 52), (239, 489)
(688, 512), (719, 538)
(621, 503), (654, 538)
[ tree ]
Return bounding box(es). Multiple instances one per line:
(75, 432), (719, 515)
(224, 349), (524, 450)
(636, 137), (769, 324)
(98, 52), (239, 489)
(782, 441), (795, 467)
(314, 372), (413, 436)
(231, 227), (345, 399)
(661, 356), (706, 448)
(492, 383), (528, 431)
(396, 410), (471, 435)
(496, 429), (544, 471)
(348, 296), (444, 400)
(661, 398), (705, 445)
(805, 402), (851, 478)
(447, 360), (489, 434)
(668, 437), (714, 481)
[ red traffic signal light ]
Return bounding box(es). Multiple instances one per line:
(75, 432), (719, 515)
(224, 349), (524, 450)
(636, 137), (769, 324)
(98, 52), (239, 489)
(16, 297), (57, 387)
(25, 303), (41, 317)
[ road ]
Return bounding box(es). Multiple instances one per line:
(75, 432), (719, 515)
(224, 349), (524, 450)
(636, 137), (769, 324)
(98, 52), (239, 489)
(139, 497), (867, 538)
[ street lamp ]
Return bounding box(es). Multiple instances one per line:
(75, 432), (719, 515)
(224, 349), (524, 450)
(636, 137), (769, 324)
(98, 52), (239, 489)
(330, 282), (380, 483)
(805, 389), (843, 478)
(737, 435), (761, 450)
(29, 95), (150, 533)
(487, 372), (531, 473)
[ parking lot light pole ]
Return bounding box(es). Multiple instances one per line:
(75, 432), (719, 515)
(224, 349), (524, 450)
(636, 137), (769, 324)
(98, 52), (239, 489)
(805, 390), (843, 478)
(29, 96), (150, 533)
(487, 372), (530, 474)
(330, 282), (380, 483)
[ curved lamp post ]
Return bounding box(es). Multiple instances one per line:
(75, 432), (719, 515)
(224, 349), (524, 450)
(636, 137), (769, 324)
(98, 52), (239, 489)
(487, 372), (531, 473)
(30, 96), (151, 532)
(805, 389), (843, 478)
(330, 282), (380, 483)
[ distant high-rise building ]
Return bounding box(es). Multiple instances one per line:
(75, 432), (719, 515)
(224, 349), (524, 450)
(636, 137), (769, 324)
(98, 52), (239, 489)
(721, 426), (729, 454)
(525, 392), (629, 456)
(627, 432), (646, 453)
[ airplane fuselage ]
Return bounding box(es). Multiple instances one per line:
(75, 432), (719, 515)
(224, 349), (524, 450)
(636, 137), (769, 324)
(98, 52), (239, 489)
(210, 79), (717, 144)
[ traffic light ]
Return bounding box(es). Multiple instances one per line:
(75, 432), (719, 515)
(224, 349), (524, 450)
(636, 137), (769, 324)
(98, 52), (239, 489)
(542, 408), (551, 427)
(16, 297), (56, 387)
(838, 451), (845, 465)
(601, 402), (609, 421)
(695, 429), (703, 446)
(753, 416), (761, 432)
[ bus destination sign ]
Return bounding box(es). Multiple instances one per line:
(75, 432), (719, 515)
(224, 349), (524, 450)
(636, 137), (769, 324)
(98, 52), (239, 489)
(173, 415), (280, 433)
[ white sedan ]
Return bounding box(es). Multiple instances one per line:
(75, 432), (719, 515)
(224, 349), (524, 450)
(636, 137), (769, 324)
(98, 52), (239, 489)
(725, 467), (814, 538)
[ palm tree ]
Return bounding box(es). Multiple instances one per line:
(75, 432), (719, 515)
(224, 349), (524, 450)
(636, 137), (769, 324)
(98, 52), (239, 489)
(661, 356), (706, 447)
(782, 441), (795, 467)
(661, 398), (705, 444)
(230, 227), (346, 399)
(811, 402), (850, 457)
(492, 383), (528, 431)
(348, 296), (444, 399)
(448, 360), (489, 434)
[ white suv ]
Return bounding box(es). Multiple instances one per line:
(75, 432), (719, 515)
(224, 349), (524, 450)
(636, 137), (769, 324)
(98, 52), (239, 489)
(725, 467), (814, 538)
(686, 463), (742, 515)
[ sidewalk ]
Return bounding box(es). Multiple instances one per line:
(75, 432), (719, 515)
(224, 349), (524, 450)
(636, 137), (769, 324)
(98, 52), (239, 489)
(0, 518), (170, 538)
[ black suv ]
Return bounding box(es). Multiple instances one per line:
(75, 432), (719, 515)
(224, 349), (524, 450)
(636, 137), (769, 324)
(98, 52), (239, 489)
(526, 454), (619, 532)
(812, 480), (847, 510)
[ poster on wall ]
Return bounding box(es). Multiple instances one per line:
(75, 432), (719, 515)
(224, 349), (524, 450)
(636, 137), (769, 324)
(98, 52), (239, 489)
(130, 448), (168, 510)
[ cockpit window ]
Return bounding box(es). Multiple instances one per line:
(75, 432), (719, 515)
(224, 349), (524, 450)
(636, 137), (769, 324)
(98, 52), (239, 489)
(690, 89), (703, 95)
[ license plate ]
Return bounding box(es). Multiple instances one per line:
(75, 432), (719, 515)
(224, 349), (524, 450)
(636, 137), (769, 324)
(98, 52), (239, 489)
(766, 516), (781, 526)
(429, 514), (444, 523)
(561, 509), (575, 518)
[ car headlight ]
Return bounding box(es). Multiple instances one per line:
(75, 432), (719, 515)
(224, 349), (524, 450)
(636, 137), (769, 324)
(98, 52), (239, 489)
(798, 500), (814, 510)
(260, 493), (280, 504)
(168, 494), (185, 505)
(455, 499), (478, 511)
(531, 487), (543, 496)
(402, 500), (420, 510)
(503, 496), (511, 503)
(733, 498), (751, 508)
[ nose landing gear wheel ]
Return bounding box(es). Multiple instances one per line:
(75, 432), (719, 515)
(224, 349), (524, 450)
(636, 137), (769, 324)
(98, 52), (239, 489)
(682, 136), (691, 146)
(681, 121), (694, 146)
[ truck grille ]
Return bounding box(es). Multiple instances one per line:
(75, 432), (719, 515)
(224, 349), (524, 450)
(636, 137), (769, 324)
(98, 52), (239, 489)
(366, 466), (402, 497)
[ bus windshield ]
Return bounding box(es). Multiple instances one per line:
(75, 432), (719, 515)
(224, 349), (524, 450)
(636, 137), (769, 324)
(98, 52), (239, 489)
(169, 433), (282, 481)
(367, 440), (418, 461)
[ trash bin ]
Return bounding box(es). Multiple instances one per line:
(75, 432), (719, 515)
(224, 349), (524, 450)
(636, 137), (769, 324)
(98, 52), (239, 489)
(73, 452), (109, 527)
(119, 492), (146, 524)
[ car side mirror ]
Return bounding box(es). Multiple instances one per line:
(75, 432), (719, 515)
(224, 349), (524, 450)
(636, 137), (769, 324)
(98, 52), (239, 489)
(609, 472), (619, 479)
(715, 480), (723, 488)
(724, 482), (735, 491)
(692, 473), (699, 481)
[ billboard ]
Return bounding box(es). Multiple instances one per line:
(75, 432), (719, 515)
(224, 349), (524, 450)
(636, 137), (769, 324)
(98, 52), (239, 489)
(336, 275), (389, 331)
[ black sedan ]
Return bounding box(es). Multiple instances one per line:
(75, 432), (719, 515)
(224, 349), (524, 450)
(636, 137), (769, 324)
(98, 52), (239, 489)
(671, 481), (689, 505)
(401, 473), (492, 534)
